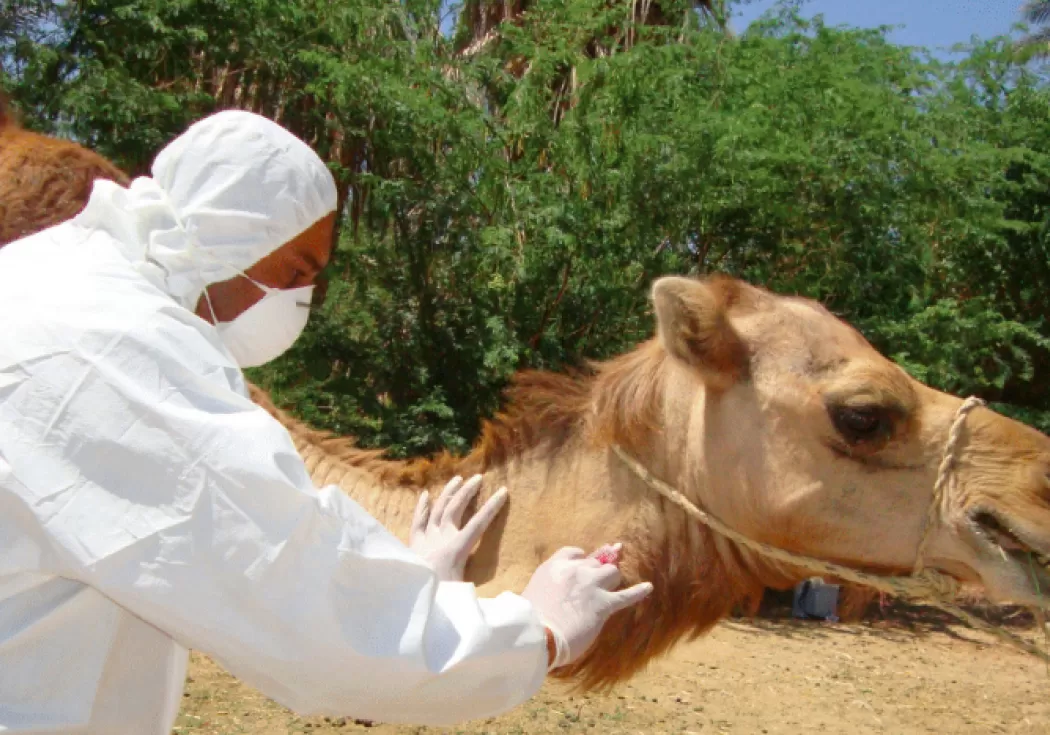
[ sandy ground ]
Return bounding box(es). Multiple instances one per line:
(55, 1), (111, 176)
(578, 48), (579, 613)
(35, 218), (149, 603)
(173, 603), (1050, 735)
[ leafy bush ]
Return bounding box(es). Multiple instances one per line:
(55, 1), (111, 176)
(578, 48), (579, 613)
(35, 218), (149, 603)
(5, 0), (1049, 455)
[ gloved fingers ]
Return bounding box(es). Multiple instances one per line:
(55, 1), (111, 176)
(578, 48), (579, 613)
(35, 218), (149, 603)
(445, 473), (484, 527)
(605, 581), (655, 614)
(410, 491), (430, 539)
(550, 546), (587, 562)
(588, 542), (624, 566)
(459, 486), (509, 552)
(586, 562), (622, 589)
(431, 475), (463, 527)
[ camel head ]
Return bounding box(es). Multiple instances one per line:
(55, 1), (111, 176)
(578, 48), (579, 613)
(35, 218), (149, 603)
(647, 274), (1050, 607)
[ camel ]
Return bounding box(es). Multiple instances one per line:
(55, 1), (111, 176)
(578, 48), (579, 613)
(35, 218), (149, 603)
(0, 93), (130, 248)
(4, 101), (1047, 688)
(250, 273), (1050, 689)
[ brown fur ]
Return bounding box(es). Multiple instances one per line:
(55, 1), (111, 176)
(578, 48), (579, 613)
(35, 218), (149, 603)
(836, 584), (881, 622)
(255, 341), (669, 490)
(557, 491), (788, 689)
(0, 94), (130, 248)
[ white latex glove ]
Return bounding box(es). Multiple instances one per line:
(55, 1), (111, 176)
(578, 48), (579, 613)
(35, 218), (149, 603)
(409, 474), (509, 582)
(521, 544), (653, 671)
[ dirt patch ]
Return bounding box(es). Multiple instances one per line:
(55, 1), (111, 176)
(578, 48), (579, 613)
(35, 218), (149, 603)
(174, 605), (1050, 735)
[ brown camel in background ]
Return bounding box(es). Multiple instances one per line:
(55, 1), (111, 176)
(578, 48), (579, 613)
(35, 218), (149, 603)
(0, 93), (130, 248)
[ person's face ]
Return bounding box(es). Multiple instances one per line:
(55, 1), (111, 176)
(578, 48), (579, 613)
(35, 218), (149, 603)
(195, 212), (336, 324)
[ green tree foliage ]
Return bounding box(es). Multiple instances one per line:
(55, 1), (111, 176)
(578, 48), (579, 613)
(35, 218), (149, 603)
(1019, 0), (1050, 58)
(3, 1), (1049, 455)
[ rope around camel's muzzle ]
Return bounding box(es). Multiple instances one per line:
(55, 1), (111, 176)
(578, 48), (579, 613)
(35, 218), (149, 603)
(612, 396), (1050, 664)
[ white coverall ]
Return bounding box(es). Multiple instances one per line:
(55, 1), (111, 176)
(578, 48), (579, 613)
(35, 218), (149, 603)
(0, 111), (548, 734)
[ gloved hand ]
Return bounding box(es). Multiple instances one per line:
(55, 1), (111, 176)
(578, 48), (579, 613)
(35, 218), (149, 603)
(521, 544), (653, 671)
(409, 474), (509, 582)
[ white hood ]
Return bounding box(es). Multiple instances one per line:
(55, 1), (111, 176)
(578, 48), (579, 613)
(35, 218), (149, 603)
(71, 109), (338, 310)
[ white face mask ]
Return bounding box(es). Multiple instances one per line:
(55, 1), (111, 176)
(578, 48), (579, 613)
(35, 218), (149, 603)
(204, 278), (315, 368)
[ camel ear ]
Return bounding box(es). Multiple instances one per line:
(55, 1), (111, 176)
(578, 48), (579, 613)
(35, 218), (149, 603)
(651, 276), (748, 390)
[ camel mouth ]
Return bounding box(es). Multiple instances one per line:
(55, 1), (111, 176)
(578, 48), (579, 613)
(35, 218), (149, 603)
(969, 509), (1050, 601)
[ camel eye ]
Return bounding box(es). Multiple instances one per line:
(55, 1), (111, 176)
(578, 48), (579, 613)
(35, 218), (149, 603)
(829, 405), (892, 445)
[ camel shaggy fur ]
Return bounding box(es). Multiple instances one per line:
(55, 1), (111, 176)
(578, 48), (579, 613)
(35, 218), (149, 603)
(251, 274), (1050, 690)
(0, 94), (130, 248)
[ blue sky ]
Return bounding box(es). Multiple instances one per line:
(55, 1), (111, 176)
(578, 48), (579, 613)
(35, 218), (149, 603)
(729, 0), (1028, 56)
(441, 1), (1031, 55)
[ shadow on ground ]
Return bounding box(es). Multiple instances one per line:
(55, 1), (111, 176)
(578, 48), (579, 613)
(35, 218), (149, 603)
(727, 588), (1044, 647)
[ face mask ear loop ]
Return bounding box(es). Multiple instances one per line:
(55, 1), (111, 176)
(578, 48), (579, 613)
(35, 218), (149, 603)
(194, 245), (276, 324)
(202, 286), (220, 325)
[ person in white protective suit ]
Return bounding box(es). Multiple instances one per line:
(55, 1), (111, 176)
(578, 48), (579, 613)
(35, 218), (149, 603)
(0, 110), (653, 735)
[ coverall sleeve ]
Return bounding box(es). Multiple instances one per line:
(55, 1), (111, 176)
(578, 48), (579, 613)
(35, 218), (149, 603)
(23, 306), (549, 725)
